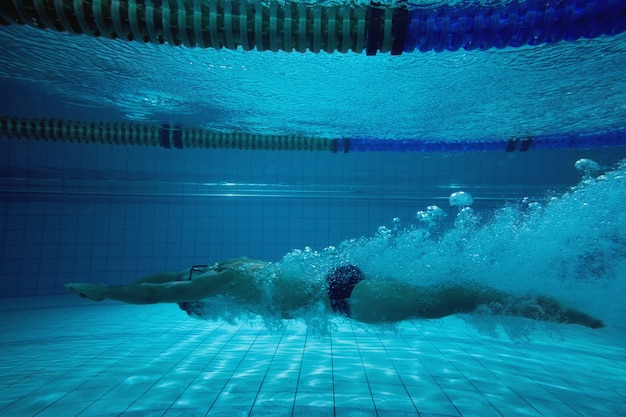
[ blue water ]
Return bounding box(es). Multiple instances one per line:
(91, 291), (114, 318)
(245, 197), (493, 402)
(1, 0), (626, 327)
(1, 22), (626, 141)
(275, 159), (626, 335)
(2, 2), (626, 417)
(0, 0), (625, 327)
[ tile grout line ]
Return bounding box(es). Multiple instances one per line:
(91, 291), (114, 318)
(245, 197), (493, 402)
(350, 322), (378, 417)
(400, 321), (464, 417)
(290, 325), (309, 417)
(374, 327), (423, 417)
(159, 322), (236, 416)
(13, 315), (187, 417)
(185, 324), (266, 417)
(246, 325), (288, 416)
(329, 323), (336, 417)
(125, 321), (233, 417)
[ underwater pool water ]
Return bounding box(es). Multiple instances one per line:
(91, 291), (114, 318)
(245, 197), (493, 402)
(1, 143), (625, 417)
(2, 0), (626, 416)
(1, 18), (626, 142)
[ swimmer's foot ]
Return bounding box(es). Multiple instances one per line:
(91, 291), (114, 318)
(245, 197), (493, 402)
(65, 283), (107, 301)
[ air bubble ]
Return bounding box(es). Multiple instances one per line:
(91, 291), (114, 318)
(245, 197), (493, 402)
(449, 191), (474, 207)
(324, 246), (337, 255)
(416, 205), (447, 230)
(377, 226), (391, 237)
(575, 158), (600, 178)
(454, 207), (478, 229)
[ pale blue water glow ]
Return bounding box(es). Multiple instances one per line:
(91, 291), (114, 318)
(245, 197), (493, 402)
(0, 24), (625, 141)
(1, 2), (626, 416)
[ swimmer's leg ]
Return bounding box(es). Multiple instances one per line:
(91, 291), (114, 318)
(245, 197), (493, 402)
(65, 281), (183, 304)
(65, 283), (108, 301)
(67, 267), (246, 305)
(65, 271), (180, 301)
(125, 271), (181, 285)
(353, 281), (604, 328)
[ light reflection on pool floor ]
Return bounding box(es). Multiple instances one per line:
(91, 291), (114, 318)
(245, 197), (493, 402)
(0, 296), (624, 417)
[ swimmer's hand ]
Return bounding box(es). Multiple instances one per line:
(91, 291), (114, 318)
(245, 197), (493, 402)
(533, 296), (605, 329)
(65, 283), (107, 301)
(562, 308), (604, 329)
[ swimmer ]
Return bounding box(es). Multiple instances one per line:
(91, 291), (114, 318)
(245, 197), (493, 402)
(65, 257), (604, 329)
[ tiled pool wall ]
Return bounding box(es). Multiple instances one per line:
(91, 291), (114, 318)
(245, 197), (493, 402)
(2, 138), (625, 297)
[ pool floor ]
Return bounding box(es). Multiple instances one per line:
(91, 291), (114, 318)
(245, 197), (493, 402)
(0, 296), (624, 417)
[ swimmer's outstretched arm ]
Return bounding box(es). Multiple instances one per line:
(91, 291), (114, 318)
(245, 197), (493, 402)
(350, 281), (604, 329)
(436, 286), (604, 329)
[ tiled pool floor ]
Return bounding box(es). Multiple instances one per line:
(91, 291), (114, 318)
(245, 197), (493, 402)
(0, 296), (624, 417)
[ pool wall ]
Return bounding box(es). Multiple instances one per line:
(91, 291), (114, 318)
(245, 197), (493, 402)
(2, 138), (625, 297)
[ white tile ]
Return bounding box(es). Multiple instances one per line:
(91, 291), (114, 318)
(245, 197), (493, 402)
(333, 392), (376, 409)
(294, 391), (334, 408)
(542, 385), (614, 412)
(249, 405), (293, 416)
(60, 387), (106, 403)
(296, 374), (333, 391)
(28, 400), (92, 417)
(254, 389), (296, 407)
(406, 384), (459, 416)
(293, 404), (334, 417)
(332, 366), (368, 382)
(0, 395), (62, 417)
(76, 398), (134, 416)
(465, 373), (513, 395)
(206, 405), (251, 416)
(172, 387), (220, 409)
(365, 368), (404, 385)
(211, 390), (258, 408)
(1, 297), (626, 417)
(223, 378), (264, 393)
(505, 380), (556, 401)
(162, 407), (210, 416)
(445, 388), (502, 417)
(605, 401), (626, 417)
(526, 398), (581, 417)
(482, 392), (542, 416)
(434, 376), (477, 392)
(370, 384), (416, 412)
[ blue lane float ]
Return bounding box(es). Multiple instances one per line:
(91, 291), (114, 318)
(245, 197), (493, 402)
(338, 129), (626, 152)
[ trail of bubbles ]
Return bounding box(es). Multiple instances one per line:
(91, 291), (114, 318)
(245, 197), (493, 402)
(192, 158), (624, 335)
(279, 158), (626, 329)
